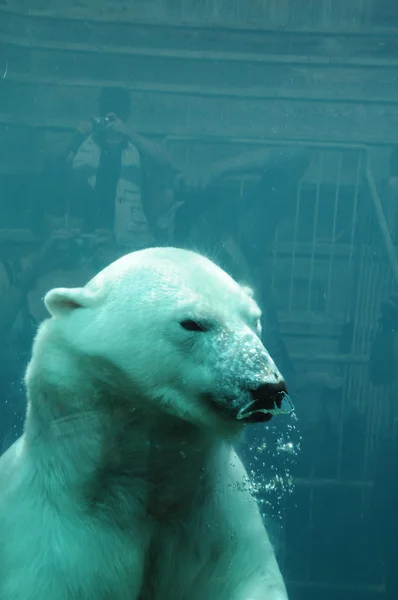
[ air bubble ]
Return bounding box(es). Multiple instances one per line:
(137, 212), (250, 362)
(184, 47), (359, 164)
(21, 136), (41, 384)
(239, 414), (301, 524)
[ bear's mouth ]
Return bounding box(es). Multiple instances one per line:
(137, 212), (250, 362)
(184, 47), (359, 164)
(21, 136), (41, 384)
(203, 386), (294, 425)
(236, 391), (294, 423)
(235, 379), (294, 424)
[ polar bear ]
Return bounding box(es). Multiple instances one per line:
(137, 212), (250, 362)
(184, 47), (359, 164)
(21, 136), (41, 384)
(0, 247), (293, 600)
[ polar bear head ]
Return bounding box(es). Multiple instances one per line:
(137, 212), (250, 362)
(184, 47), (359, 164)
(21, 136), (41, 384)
(28, 247), (292, 434)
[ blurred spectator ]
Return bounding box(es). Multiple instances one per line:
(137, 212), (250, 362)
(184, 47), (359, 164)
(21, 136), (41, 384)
(0, 197), (101, 449)
(64, 86), (174, 255)
(0, 96), (177, 450)
(174, 145), (312, 271)
(368, 292), (398, 386)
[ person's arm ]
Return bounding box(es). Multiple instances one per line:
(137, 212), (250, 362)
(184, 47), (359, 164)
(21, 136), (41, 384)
(127, 131), (171, 166)
(65, 121), (93, 164)
(215, 145), (312, 178)
(182, 146), (313, 192)
(211, 147), (272, 179)
(103, 113), (171, 166)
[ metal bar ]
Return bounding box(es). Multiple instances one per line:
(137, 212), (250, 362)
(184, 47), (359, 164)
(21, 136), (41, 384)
(290, 353), (367, 364)
(270, 220), (279, 293)
(325, 152), (342, 314)
(307, 151), (323, 314)
(2, 5), (398, 38)
(165, 136), (370, 151)
(340, 176), (368, 477)
(5, 74), (398, 107)
(269, 242), (359, 257)
(288, 182), (302, 313)
(3, 33), (398, 69)
(288, 581), (384, 593)
(345, 151), (363, 327)
(294, 477), (373, 488)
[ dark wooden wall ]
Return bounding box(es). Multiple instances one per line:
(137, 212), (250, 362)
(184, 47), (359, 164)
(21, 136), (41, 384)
(1, 0), (398, 180)
(1, 0), (378, 30)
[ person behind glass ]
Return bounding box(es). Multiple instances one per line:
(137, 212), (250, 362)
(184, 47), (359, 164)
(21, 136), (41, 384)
(0, 196), (97, 450)
(66, 86), (172, 256)
(173, 145), (312, 271)
(369, 293), (398, 386)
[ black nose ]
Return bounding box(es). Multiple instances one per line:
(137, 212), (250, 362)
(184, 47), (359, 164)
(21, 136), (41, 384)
(251, 379), (288, 406)
(237, 379), (293, 424)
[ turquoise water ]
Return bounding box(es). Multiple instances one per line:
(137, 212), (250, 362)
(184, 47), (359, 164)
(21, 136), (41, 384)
(1, 2), (398, 599)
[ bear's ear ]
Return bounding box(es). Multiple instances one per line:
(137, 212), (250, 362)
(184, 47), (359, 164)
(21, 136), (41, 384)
(44, 287), (97, 317)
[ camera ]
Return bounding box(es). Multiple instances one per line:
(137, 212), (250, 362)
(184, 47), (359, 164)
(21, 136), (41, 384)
(60, 234), (94, 260)
(92, 116), (110, 134)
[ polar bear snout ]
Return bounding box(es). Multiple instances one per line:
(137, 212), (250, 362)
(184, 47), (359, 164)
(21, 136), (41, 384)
(210, 328), (294, 426)
(229, 331), (293, 424)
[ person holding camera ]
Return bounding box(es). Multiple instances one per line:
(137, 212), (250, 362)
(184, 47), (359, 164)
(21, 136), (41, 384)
(65, 86), (173, 258)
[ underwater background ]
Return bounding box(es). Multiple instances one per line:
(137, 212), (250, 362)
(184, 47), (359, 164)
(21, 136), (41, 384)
(1, 1), (398, 598)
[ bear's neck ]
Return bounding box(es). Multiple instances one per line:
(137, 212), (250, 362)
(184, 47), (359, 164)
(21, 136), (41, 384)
(145, 418), (224, 521)
(23, 361), (221, 517)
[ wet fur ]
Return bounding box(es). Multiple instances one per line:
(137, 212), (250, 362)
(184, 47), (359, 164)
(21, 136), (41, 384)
(0, 248), (288, 599)
(0, 357), (287, 599)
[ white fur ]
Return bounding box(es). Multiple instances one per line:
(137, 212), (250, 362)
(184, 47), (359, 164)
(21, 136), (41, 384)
(0, 247), (288, 600)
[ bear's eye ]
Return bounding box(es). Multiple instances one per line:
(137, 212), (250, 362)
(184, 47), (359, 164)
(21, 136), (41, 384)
(179, 319), (208, 333)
